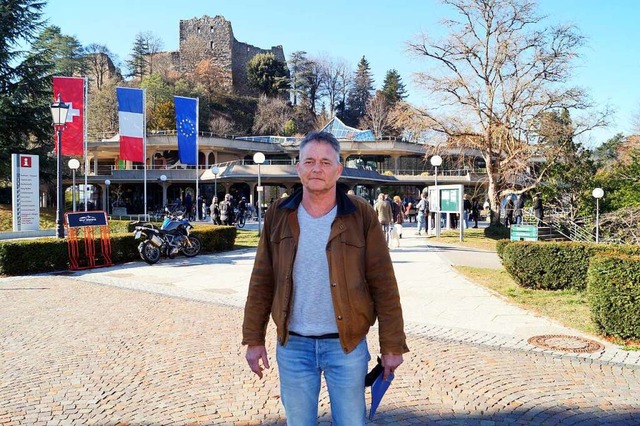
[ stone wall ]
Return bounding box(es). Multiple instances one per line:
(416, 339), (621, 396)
(177, 15), (286, 96)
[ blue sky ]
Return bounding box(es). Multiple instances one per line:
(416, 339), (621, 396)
(42, 0), (640, 146)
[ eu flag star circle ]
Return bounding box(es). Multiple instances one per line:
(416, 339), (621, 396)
(179, 118), (196, 137)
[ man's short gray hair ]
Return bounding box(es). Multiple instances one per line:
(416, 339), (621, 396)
(299, 131), (341, 162)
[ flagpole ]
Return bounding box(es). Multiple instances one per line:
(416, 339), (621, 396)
(83, 77), (88, 211)
(143, 89), (148, 221)
(195, 97), (199, 222)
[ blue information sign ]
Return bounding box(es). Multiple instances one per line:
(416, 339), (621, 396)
(65, 211), (108, 228)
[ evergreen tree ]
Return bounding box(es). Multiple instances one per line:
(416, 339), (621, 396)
(288, 51), (307, 106)
(380, 69), (407, 106)
(246, 53), (290, 97)
(345, 56), (374, 126)
(29, 26), (86, 77)
(126, 33), (149, 79)
(0, 0), (52, 184)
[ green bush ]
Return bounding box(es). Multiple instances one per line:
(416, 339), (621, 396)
(0, 224), (237, 276)
(495, 239), (511, 260)
(484, 225), (510, 240)
(0, 238), (68, 275)
(501, 241), (640, 290)
(587, 253), (640, 340)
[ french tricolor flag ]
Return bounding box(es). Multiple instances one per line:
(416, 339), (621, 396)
(117, 87), (145, 162)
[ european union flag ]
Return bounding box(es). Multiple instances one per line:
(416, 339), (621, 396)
(175, 96), (198, 165)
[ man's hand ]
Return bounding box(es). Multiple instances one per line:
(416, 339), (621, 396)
(381, 353), (403, 381)
(246, 345), (270, 379)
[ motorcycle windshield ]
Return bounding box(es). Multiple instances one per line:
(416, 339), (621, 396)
(162, 220), (182, 231)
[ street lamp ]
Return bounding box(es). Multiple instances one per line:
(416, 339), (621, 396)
(592, 187), (604, 243)
(430, 155), (443, 237)
(68, 158), (80, 212)
(210, 165), (220, 199)
(105, 179), (111, 215)
(50, 94), (70, 238)
(253, 152), (265, 236)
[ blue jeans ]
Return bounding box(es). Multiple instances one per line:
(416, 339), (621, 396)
(276, 335), (370, 426)
(417, 213), (426, 233)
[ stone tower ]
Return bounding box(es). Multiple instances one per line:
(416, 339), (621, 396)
(178, 15), (286, 96)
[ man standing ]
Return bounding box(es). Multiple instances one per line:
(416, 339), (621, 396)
(374, 193), (393, 243)
(243, 131), (408, 425)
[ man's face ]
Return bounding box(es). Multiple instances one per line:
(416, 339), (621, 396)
(296, 140), (343, 195)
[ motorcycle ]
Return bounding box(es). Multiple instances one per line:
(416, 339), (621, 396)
(133, 211), (202, 265)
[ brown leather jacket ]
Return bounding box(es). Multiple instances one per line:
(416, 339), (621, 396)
(242, 188), (409, 355)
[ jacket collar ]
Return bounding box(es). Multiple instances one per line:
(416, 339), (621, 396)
(278, 184), (356, 217)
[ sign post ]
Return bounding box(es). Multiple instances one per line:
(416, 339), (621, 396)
(11, 154), (40, 232)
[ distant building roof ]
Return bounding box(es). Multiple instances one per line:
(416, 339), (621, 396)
(320, 117), (375, 141)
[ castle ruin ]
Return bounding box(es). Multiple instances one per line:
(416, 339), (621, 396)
(177, 15), (286, 96)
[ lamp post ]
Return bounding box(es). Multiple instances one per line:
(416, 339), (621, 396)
(592, 187), (604, 243)
(430, 155), (443, 237)
(50, 94), (70, 239)
(68, 158), (80, 212)
(105, 179), (111, 215)
(210, 165), (220, 199)
(253, 152), (265, 236)
(159, 175), (167, 209)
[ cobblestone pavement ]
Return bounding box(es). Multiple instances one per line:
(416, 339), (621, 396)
(2, 277), (640, 425)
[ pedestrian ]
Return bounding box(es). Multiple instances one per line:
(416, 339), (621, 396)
(514, 194), (525, 225)
(505, 196), (515, 227)
(471, 197), (480, 228)
(415, 192), (428, 235)
(463, 194), (472, 229)
(533, 193), (544, 224)
(184, 193), (193, 220)
(210, 196), (221, 225)
(242, 131), (408, 425)
(219, 194), (233, 225)
(392, 195), (404, 238)
(374, 193), (393, 243)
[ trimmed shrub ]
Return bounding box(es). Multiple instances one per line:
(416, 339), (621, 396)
(501, 241), (640, 290)
(0, 238), (69, 275)
(191, 224), (236, 252)
(484, 225), (510, 240)
(587, 253), (640, 339)
(0, 224), (237, 276)
(495, 239), (511, 260)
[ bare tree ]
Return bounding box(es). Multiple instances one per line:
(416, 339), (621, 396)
(318, 55), (351, 117)
(85, 44), (120, 91)
(360, 92), (392, 138)
(253, 95), (292, 135)
(408, 0), (608, 224)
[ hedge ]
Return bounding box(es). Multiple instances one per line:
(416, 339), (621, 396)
(0, 223), (237, 276)
(587, 253), (640, 339)
(499, 240), (640, 290)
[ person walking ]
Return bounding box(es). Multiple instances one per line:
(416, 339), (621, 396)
(533, 193), (544, 224)
(209, 196), (221, 225)
(463, 194), (472, 229)
(392, 195), (404, 238)
(471, 197), (481, 228)
(374, 193), (393, 243)
(415, 192), (428, 235)
(219, 194), (233, 225)
(243, 131), (408, 425)
(514, 194), (525, 225)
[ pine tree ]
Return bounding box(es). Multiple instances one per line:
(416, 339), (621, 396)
(0, 0), (52, 183)
(380, 69), (407, 106)
(126, 33), (149, 79)
(345, 56), (374, 126)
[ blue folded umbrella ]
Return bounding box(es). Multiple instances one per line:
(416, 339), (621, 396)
(369, 371), (394, 420)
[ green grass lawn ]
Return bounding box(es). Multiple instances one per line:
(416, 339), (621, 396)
(427, 227), (501, 251)
(0, 205), (57, 231)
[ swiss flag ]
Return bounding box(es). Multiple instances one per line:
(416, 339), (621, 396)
(53, 76), (85, 156)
